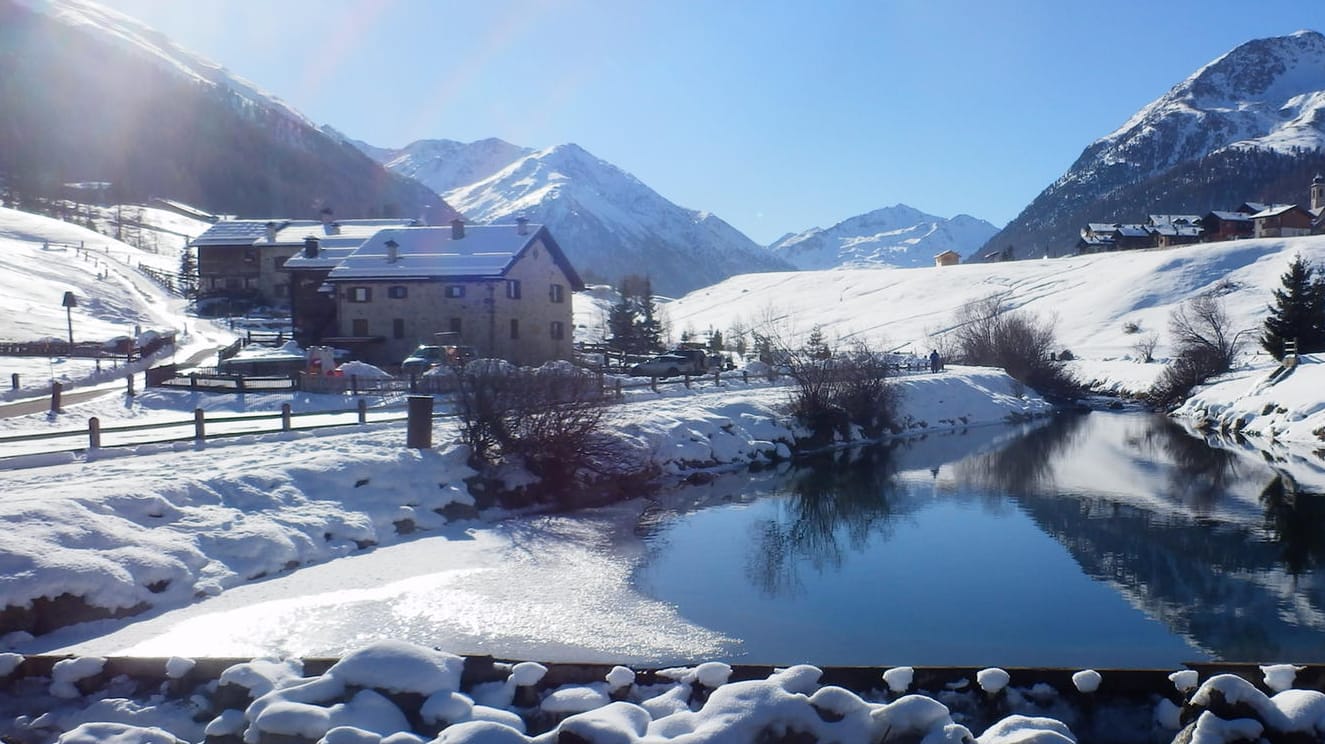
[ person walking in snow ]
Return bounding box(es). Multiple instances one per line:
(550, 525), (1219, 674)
(929, 350), (940, 373)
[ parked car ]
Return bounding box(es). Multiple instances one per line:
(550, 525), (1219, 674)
(401, 344), (475, 374)
(629, 350), (707, 377)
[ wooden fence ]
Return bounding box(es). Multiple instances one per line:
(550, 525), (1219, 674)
(0, 332), (175, 361)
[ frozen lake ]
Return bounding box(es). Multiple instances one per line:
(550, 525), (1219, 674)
(32, 412), (1325, 667)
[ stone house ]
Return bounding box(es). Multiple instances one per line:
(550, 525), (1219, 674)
(318, 220), (583, 367)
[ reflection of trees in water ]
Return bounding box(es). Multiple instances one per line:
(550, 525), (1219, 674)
(745, 447), (901, 598)
(1260, 474), (1325, 576)
(949, 413), (1090, 494)
(1130, 417), (1246, 513)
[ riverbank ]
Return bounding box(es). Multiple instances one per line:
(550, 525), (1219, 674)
(0, 367), (1050, 642)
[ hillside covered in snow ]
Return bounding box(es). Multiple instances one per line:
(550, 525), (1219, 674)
(983, 29), (1325, 259)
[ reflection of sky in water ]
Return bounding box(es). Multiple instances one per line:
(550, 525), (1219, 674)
(636, 413), (1325, 667)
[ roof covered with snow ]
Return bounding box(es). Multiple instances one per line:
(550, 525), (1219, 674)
(325, 224), (583, 287)
(190, 220), (287, 246)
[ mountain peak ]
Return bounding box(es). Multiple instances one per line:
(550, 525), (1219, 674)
(771, 206), (997, 271)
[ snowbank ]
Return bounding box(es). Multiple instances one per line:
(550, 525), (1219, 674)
(1175, 355), (1325, 448)
(4, 641), (1324, 744)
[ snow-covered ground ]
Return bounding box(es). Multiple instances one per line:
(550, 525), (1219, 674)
(3, 207), (1325, 743)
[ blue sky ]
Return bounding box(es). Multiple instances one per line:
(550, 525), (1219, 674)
(100, 0), (1319, 244)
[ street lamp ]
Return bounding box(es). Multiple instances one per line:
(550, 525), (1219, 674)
(61, 291), (77, 346)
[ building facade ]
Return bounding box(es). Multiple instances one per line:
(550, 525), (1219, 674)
(319, 221), (583, 367)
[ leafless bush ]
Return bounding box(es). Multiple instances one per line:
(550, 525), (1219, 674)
(777, 335), (900, 441)
(1149, 294), (1248, 408)
(949, 295), (1079, 399)
(454, 361), (640, 496)
(1121, 320), (1142, 334)
(1133, 332), (1159, 363)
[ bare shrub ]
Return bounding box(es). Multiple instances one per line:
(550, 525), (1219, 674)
(775, 334), (900, 441)
(1133, 332), (1159, 363)
(454, 361), (642, 496)
(949, 295), (1079, 399)
(1121, 320), (1142, 334)
(1149, 294), (1248, 408)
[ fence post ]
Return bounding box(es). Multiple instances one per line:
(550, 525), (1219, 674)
(194, 408), (205, 441)
(88, 417), (101, 449)
(684, 374), (691, 389)
(50, 381), (62, 413)
(281, 403), (292, 431)
(714, 368), (720, 386)
(126, 372), (135, 397)
(615, 379), (622, 399)
(10, 373), (17, 391)
(351, 375), (359, 396)
(357, 397), (367, 424)
(743, 370), (749, 385)
(406, 395), (433, 448)
(236, 375), (245, 392)
(651, 376), (657, 392)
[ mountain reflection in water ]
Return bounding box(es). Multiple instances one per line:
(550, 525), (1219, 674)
(633, 412), (1325, 666)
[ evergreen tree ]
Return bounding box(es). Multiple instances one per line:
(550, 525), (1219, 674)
(606, 274), (663, 354)
(707, 329), (724, 353)
(1261, 255), (1325, 360)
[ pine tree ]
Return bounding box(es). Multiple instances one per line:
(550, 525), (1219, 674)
(1261, 255), (1325, 360)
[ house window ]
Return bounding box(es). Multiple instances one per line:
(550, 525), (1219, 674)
(243, 248), (257, 263)
(549, 283), (564, 303)
(349, 287), (372, 302)
(506, 279), (521, 299)
(388, 286), (407, 299)
(510, 318), (519, 339)
(449, 317), (462, 334)
(550, 321), (565, 340)
(351, 318), (368, 336)
(225, 278), (242, 290)
(393, 318), (405, 339)
(445, 285), (465, 298)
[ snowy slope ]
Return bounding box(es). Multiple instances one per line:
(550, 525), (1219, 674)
(984, 29), (1325, 259)
(361, 137), (535, 196)
(666, 234), (1325, 364)
(441, 143), (793, 295)
(0, 207), (185, 343)
(770, 204), (998, 269)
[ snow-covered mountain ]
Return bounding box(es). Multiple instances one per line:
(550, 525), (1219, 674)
(984, 29), (1325, 260)
(1, 0), (452, 220)
(770, 205), (998, 270)
(435, 142), (793, 296)
(358, 138), (535, 196)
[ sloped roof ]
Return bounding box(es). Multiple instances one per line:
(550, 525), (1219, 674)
(1205, 211), (1252, 222)
(1250, 204), (1306, 219)
(255, 218), (419, 247)
(326, 224), (584, 289)
(190, 219), (287, 246)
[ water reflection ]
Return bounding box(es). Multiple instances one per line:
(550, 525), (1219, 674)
(635, 413), (1325, 664)
(746, 448), (900, 597)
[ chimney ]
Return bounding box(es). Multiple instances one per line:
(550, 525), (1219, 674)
(385, 238), (399, 263)
(303, 236), (319, 258)
(516, 217), (529, 236)
(450, 218), (465, 240)
(265, 221), (277, 243)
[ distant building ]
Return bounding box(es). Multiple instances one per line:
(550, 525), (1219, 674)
(191, 213), (417, 309)
(934, 250), (961, 267)
(313, 219), (584, 367)
(1312, 174), (1325, 235)
(1200, 211), (1254, 241)
(1251, 204), (1315, 238)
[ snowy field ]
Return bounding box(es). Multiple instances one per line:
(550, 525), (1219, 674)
(3, 208), (1325, 742)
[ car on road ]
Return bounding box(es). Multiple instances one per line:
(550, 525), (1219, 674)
(628, 351), (706, 377)
(400, 344), (475, 374)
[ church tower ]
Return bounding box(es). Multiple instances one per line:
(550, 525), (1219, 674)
(1312, 173), (1325, 212)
